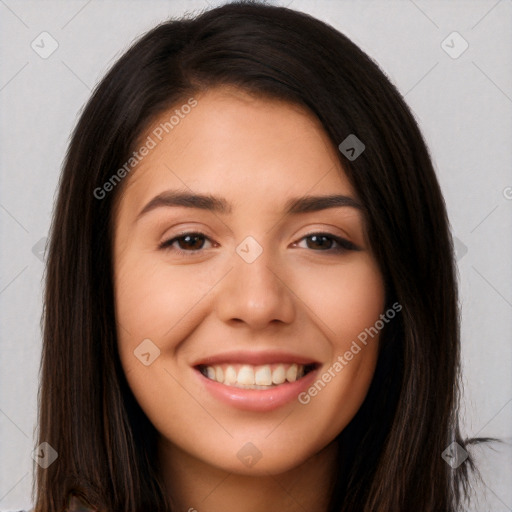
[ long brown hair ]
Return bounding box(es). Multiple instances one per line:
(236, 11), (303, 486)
(36, 2), (483, 510)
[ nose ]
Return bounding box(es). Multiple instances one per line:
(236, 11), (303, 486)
(214, 244), (296, 330)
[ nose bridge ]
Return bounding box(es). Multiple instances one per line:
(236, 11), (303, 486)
(215, 236), (295, 328)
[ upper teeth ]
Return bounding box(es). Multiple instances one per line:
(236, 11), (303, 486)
(201, 363), (306, 389)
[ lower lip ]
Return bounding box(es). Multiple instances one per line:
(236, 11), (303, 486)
(195, 367), (319, 412)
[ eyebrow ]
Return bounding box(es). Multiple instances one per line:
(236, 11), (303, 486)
(136, 190), (363, 221)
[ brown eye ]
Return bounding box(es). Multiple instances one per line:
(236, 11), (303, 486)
(159, 232), (213, 255)
(296, 233), (359, 253)
(305, 234), (335, 250)
(175, 234), (206, 250)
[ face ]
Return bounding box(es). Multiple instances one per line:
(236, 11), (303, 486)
(113, 87), (385, 476)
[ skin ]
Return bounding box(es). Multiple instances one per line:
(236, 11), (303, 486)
(113, 86), (385, 512)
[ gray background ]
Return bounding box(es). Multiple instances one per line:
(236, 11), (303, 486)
(1, 0), (511, 510)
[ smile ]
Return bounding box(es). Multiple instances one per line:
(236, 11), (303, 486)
(193, 351), (320, 411)
(198, 362), (316, 389)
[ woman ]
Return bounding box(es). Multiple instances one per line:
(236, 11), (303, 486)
(34, 1), (483, 510)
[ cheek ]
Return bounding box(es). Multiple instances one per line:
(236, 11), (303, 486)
(295, 347), (380, 461)
(113, 253), (213, 426)
(290, 255), (385, 342)
(114, 252), (219, 344)
(289, 256), (384, 423)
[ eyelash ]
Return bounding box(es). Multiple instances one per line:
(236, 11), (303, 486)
(158, 231), (359, 257)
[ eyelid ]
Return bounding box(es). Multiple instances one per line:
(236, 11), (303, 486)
(297, 230), (360, 251)
(159, 230), (360, 256)
(158, 231), (215, 252)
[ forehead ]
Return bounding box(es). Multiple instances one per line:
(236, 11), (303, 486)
(118, 87), (355, 216)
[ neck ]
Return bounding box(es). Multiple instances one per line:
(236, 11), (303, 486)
(157, 438), (338, 512)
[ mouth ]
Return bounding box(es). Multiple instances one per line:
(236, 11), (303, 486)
(192, 352), (320, 411)
(196, 362), (318, 390)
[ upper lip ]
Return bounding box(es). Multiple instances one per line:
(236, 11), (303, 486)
(192, 350), (320, 367)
